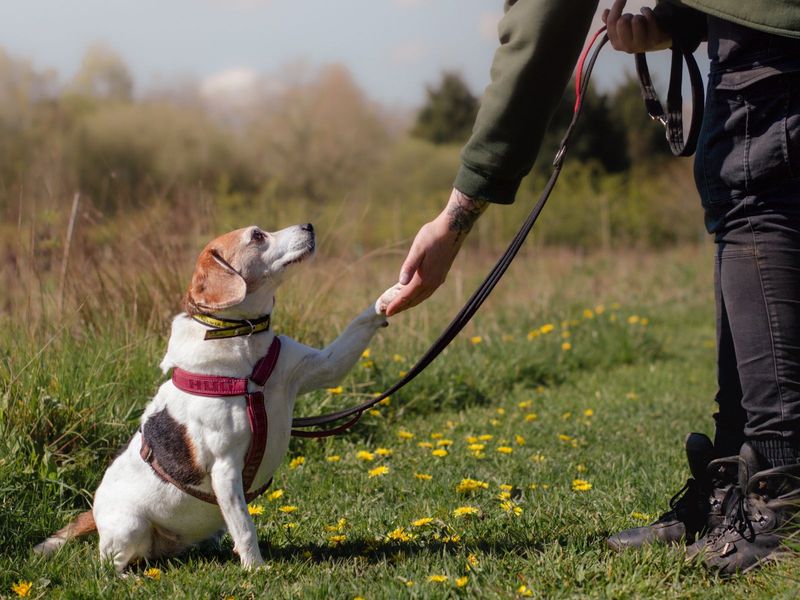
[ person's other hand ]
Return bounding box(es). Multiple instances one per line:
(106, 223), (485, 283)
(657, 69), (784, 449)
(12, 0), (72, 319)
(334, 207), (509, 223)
(602, 0), (671, 53)
(386, 188), (488, 317)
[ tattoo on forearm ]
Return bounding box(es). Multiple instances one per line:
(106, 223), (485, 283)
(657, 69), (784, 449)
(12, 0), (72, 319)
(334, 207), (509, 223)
(446, 193), (488, 244)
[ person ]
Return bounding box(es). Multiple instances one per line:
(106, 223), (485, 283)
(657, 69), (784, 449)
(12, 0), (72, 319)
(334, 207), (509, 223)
(385, 0), (800, 575)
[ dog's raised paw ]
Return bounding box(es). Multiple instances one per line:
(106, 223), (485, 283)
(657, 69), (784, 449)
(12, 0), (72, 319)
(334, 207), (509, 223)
(376, 283), (403, 315)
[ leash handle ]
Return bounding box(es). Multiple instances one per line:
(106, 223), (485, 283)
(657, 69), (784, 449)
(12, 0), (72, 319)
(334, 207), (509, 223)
(289, 30), (611, 438)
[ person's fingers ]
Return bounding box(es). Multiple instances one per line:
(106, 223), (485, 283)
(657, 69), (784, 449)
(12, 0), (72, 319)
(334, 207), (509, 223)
(616, 13), (635, 50)
(601, 8), (610, 25)
(398, 239), (424, 286)
(630, 14), (648, 52)
(641, 7), (668, 48)
(605, 0), (627, 47)
(386, 274), (433, 317)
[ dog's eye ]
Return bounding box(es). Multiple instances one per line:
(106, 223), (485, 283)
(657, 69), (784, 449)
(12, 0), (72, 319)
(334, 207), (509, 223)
(250, 229), (265, 244)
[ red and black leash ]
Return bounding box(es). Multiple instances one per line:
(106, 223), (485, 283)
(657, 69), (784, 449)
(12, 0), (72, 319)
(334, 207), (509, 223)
(291, 28), (704, 438)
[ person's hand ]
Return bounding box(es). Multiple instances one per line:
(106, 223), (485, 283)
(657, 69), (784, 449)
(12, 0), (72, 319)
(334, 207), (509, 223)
(602, 0), (671, 54)
(386, 188), (488, 317)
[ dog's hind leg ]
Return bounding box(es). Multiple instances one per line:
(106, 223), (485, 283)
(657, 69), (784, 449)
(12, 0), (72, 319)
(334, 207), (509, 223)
(97, 514), (153, 572)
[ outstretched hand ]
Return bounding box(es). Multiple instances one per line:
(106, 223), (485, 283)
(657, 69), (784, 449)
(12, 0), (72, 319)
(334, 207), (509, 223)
(602, 0), (671, 54)
(386, 188), (488, 317)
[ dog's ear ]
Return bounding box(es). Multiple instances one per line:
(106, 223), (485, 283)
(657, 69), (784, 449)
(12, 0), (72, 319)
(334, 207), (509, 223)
(187, 248), (247, 312)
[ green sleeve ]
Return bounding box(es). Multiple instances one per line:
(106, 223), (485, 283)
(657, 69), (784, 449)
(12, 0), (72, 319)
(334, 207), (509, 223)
(454, 0), (598, 205)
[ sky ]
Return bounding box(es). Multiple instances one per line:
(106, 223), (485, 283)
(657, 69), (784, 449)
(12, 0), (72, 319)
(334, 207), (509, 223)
(0, 0), (707, 106)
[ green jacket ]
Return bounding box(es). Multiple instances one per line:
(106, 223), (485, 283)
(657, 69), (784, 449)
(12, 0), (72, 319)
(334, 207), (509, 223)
(455, 0), (800, 205)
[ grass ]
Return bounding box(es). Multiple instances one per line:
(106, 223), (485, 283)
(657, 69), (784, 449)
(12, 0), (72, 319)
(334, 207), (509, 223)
(2, 244), (800, 599)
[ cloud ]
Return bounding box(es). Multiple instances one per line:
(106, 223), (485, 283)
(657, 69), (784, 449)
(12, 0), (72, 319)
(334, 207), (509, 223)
(390, 40), (428, 65)
(201, 67), (261, 98)
(479, 11), (502, 42)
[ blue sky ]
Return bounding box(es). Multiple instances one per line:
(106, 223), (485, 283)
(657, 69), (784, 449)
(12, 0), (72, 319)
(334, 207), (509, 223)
(0, 0), (704, 106)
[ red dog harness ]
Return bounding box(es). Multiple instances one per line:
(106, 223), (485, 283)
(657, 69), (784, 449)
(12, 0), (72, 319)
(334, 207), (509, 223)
(140, 337), (282, 504)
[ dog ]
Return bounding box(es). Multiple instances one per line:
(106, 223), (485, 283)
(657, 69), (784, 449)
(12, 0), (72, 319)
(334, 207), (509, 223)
(35, 223), (400, 570)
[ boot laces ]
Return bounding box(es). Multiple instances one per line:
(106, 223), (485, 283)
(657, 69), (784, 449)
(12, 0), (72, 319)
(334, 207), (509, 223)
(726, 493), (758, 543)
(668, 479), (693, 511)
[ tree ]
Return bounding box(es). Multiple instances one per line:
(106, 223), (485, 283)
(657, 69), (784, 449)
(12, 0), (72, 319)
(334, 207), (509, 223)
(611, 74), (673, 163)
(412, 72), (478, 145)
(71, 43), (133, 102)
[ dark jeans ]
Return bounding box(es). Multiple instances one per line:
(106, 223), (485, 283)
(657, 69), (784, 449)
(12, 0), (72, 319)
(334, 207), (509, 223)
(694, 19), (800, 454)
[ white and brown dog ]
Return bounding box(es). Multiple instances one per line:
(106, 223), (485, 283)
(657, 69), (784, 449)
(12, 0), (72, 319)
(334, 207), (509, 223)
(35, 223), (400, 571)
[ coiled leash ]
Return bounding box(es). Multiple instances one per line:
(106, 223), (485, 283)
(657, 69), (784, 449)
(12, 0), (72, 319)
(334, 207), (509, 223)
(290, 28), (704, 438)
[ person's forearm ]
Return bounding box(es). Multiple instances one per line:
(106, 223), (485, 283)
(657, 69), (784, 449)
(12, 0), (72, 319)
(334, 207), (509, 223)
(455, 0), (598, 205)
(443, 189), (489, 245)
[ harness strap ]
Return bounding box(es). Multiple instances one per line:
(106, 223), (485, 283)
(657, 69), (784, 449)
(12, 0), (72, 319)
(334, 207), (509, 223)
(142, 336), (281, 505)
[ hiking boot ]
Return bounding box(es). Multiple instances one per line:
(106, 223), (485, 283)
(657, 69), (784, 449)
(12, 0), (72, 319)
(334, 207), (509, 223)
(607, 433), (715, 551)
(684, 455), (739, 560)
(698, 442), (800, 575)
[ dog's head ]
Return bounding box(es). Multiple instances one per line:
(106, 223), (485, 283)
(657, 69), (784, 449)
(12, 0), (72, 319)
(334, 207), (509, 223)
(185, 224), (315, 317)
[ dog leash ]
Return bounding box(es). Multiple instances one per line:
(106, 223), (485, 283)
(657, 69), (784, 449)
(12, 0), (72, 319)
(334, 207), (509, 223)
(291, 28), (704, 438)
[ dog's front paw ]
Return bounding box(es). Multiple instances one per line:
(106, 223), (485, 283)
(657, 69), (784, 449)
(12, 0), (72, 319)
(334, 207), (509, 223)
(240, 553), (265, 570)
(376, 283), (403, 316)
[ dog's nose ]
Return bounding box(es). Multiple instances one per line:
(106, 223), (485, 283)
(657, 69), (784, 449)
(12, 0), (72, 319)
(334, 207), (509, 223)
(300, 223), (314, 233)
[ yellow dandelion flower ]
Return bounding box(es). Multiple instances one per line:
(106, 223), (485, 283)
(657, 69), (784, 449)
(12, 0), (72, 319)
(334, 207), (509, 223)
(411, 517), (434, 527)
(641, 317), (649, 326)
(398, 429), (414, 440)
(289, 456), (305, 469)
(361, 348), (371, 358)
(453, 506), (479, 517)
(499, 483), (513, 491)
(525, 412), (538, 422)
(529, 483), (538, 490)
(325, 518), (347, 532)
(562, 342), (572, 351)
(540, 323), (555, 334)
(456, 576), (469, 587)
(583, 308), (594, 319)
(393, 353), (404, 362)
(535, 385), (545, 393)
(515, 434), (526, 446)
(405, 580), (415, 587)
(518, 400), (532, 409)
(561, 330), (571, 338)
(478, 434), (493, 441)
(572, 479), (592, 492)
(465, 435), (478, 443)
(576, 464), (587, 473)
(631, 511), (652, 521)
(328, 534), (346, 546)
(284, 522), (298, 529)
(561, 411), (572, 420)
(496, 407), (506, 416)
(431, 432), (444, 439)
(467, 443), (485, 452)
(248, 504), (264, 516)
(530, 453), (546, 463)
(627, 315), (640, 324)
(361, 360), (374, 369)
(432, 448), (448, 457)
(368, 409), (381, 417)
(11, 581), (32, 597)
(583, 408), (594, 417)
(500, 500), (523, 516)
(496, 446), (513, 454)
(386, 527), (415, 542)
(626, 391), (639, 400)
(267, 489), (284, 501)
(279, 505), (298, 513)
(428, 575), (449, 583)
(415, 473), (432, 481)
(518, 584), (534, 597)
(470, 336), (482, 345)
(442, 534), (462, 543)
(446, 420), (457, 429)
(436, 439), (453, 447)
(356, 450), (375, 461)
(354, 596), (365, 600)
(595, 304), (605, 314)
(490, 418), (501, 426)
(456, 478), (489, 493)
(326, 386), (344, 394)
(527, 330), (540, 341)
(144, 567), (161, 580)
(558, 433), (574, 443)
(498, 491), (511, 500)
(368, 465), (390, 478)
(326, 455), (341, 463)
(467, 553), (479, 568)
(417, 442), (433, 449)
(379, 397), (391, 406)
(375, 447), (392, 456)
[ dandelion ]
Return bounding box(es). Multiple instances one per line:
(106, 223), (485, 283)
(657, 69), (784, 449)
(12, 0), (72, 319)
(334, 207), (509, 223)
(562, 342), (572, 351)
(500, 500), (523, 516)
(518, 584), (534, 597)
(361, 348), (371, 358)
(289, 456), (305, 469)
(490, 418), (501, 426)
(540, 323), (555, 334)
(368, 465), (390, 478)
(325, 518), (347, 532)
(432, 448), (448, 457)
(326, 455), (341, 463)
(248, 504), (264, 516)
(456, 576), (469, 587)
(641, 318), (649, 326)
(626, 391), (639, 400)
(375, 447), (392, 456)
(631, 511), (652, 521)
(436, 439), (453, 447)
(583, 408), (594, 417)
(518, 400), (532, 409)
(326, 386), (344, 394)
(428, 575), (449, 583)
(576, 464), (587, 473)
(453, 506), (480, 518)
(284, 522), (298, 529)
(386, 527), (415, 542)
(393, 353), (404, 362)
(525, 413), (538, 422)
(356, 450), (375, 461)
(627, 315), (640, 325)
(496, 407), (505, 416)
(431, 432), (443, 439)
(470, 336), (482, 345)
(595, 304), (605, 314)
(535, 385), (545, 394)
(478, 434), (493, 441)
(530, 453), (546, 463)
(144, 567), (162, 580)
(499, 483), (513, 491)
(379, 397), (391, 406)
(441, 534), (462, 543)
(558, 433), (574, 443)
(411, 517), (434, 527)
(399, 370), (408, 376)
(279, 505), (298, 513)
(467, 553), (479, 568)
(465, 435), (478, 443)
(572, 479), (592, 492)
(498, 491), (511, 500)
(417, 442), (433, 449)
(527, 330), (540, 341)
(267, 489), (284, 501)
(398, 429), (414, 440)
(515, 434), (526, 446)
(328, 534), (346, 546)
(583, 308), (594, 319)
(456, 478), (489, 493)
(467, 443), (485, 452)
(368, 409), (380, 417)
(361, 360), (374, 369)
(11, 581), (32, 597)
(496, 446), (513, 454)
(415, 473), (432, 481)
(562, 330), (571, 338)
(561, 411), (572, 420)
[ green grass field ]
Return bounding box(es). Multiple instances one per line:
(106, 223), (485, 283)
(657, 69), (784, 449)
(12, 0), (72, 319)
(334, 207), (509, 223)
(2, 245), (799, 599)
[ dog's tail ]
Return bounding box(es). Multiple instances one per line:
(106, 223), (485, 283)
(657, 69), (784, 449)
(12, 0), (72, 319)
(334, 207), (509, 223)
(34, 510), (96, 556)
